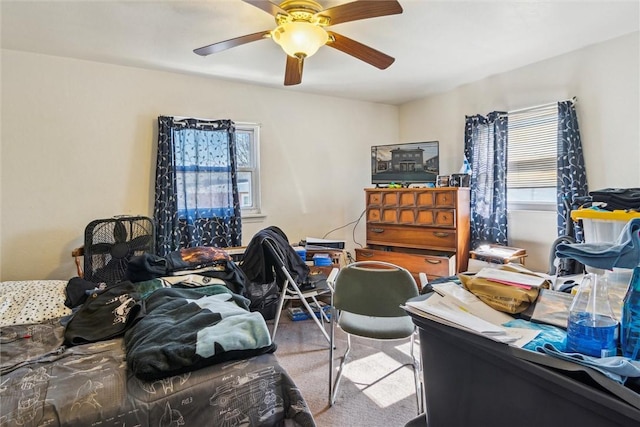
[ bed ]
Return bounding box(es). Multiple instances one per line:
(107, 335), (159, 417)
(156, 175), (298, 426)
(0, 280), (316, 427)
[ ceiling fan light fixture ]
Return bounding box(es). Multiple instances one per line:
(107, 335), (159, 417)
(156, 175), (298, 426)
(271, 21), (328, 58)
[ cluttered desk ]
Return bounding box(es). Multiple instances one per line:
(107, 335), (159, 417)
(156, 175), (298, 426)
(404, 277), (640, 426)
(405, 303), (640, 427)
(402, 215), (640, 427)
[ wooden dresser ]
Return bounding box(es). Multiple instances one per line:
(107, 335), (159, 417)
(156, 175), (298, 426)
(355, 187), (470, 284)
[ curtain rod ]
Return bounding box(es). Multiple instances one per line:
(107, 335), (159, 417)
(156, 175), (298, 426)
(172, 115), (227, 123)
(507, 96), (577, 115)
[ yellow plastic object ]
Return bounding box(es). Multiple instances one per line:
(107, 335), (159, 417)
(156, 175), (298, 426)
(571, 209), (640, 221)
(571, 208), (640, 244)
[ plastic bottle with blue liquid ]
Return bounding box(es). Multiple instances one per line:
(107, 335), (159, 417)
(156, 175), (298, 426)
(566, 267), (618, 357)
(621, 266), (640, 360)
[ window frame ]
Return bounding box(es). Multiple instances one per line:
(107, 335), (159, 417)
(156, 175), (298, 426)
(235, 122), (263, 217)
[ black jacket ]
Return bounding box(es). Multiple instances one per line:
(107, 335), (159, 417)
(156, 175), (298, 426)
(240, 226), (309, 286)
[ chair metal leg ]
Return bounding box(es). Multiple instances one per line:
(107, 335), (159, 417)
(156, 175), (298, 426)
(329, 328), (423, 413)
(270, 279), (290, 341)
(410, 330), (424, 415)
(329, 303), (335, 403)
(297, 293), (331, 344)
(310, 295), (330, 323)
(330, 333), (352, 406)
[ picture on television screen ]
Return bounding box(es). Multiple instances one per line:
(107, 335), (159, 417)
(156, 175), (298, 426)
(371, 141), (440, 185)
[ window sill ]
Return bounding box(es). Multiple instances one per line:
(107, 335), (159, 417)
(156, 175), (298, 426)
(508, 201), (555, 212)
(241, 213), (267, 223)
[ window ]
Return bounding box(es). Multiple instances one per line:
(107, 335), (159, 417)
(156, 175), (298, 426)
(172, 121), (261, 219)
(235, 122), (262, 215)
(506, 104), (558, 210)
(174, 126), (235, 220)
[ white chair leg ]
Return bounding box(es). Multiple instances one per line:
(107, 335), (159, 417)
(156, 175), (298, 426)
(270, 280), (290, 340)
(310, 295), (330, 323)
(298, 294), (331, 344)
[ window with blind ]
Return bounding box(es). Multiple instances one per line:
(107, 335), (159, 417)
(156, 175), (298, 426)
(507, 104), (558, 209)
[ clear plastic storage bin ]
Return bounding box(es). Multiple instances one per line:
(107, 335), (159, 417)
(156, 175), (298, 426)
(571, 209), (640, 244)
(571, 208), (640, 318)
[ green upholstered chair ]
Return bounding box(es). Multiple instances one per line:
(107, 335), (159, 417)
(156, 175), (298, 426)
(328, 261), (423, 413)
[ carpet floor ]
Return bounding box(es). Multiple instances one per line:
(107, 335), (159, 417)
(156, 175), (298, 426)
(271, 314), (422, 427)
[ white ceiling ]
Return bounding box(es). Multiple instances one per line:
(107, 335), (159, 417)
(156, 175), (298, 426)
(2, 0), (639, 105)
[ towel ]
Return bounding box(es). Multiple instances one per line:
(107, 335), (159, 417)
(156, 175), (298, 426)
(555, 218), (640, 270)
(537, 343), (640, 384)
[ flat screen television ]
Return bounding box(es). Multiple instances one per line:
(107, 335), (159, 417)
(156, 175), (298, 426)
(371, 141), (439, 186)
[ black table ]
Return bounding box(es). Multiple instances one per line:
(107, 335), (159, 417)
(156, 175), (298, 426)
(407, 309), (640, 427)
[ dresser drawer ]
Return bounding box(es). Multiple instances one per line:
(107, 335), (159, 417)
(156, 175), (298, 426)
(415, 209), (456, 227)
(355, 248), (455, 280)
(366, 224), (457, 251)
(367, 208), (456, 227)
(367, 190), (417, 207)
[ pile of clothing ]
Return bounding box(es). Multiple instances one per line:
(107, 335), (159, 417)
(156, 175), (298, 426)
(556, 218), (640, 270)
(588, 188), (640, 211)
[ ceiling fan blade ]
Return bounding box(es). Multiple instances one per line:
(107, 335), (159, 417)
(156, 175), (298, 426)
(326, 31), (395, 69)
(242, 0), (288, 17)
(284, 55), (303, 86)
(194, 30), (271, 56)
(318, 0), (402, 26)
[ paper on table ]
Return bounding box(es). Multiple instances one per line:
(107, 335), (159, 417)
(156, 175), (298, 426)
(405, 292), (541, 347)
(405, 294), (519, 343)
(431, 282), (515, 325)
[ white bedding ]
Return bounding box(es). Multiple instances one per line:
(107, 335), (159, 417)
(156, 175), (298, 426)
(0, 280), (71, 326)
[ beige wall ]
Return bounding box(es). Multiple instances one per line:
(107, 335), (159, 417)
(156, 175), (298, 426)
(2, 32), (638, 280)
(1, 50), (398, 280)
(399, 32), (640, 272)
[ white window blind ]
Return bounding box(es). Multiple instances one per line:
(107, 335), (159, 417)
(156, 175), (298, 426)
(507, 104), (557, 190)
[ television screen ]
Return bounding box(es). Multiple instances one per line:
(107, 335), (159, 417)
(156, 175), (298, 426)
(371, 141), (439, 185)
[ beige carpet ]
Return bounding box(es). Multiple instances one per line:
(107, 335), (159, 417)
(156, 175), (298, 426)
(271, 314), (422, 427)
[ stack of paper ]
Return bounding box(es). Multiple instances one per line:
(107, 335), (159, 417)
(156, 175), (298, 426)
(431, 282), (514, 325)
(475, 267), (547, 289)
(405, 282), (540, 347)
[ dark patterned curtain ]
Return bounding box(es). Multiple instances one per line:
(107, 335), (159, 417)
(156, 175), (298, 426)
(557, 100), (588, 241)
(464, 112), (509, 249)
(154, 116), (242, 256)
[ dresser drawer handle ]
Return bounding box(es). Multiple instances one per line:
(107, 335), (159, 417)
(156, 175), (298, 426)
(360, 252), (374, 258)
(425, 259), (442, 265)
(433, 232), (450, 238)
(370, 228), (385, 234)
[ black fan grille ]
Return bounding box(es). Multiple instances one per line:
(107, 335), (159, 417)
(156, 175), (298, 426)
(83, 216), (155, 284)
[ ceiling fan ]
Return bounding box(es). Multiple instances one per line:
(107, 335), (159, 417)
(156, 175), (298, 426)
(193, 0), (403, 86)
